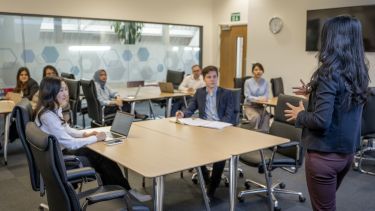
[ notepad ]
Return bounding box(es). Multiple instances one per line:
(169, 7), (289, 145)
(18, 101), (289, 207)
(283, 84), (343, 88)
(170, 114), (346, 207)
(170, 118), (232, 129)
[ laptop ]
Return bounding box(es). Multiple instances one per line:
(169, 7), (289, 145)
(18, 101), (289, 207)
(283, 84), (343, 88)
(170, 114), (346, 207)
(159, 82), (175, 93)
(105, 111), (135, 141)
(125, 85), (141, 99)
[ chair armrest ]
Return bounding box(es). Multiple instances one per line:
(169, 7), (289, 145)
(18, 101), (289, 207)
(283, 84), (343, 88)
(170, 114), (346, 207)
(66, 167), (96, 181)
(86, 190), (126, 205)
(63, 155), (80, 162)
(63, 155), (83, 168)
(277, 141), (299, 149)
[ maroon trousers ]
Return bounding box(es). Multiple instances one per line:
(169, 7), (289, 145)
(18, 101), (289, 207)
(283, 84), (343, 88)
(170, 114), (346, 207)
(305, 151), (354, 211)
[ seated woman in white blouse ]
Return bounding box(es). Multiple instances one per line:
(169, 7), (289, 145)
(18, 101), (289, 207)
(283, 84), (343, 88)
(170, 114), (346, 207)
(34, 76), (151, 202)
(243, 63), (270, 132)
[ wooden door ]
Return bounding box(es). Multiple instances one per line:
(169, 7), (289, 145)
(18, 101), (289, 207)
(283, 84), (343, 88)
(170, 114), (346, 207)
(219, 25), (247, 88)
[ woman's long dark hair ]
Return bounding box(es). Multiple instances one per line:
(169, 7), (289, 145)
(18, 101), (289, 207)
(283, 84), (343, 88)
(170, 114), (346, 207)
(35, 77), (65, 125)
(42, 65), (59, 77)
(14, 67), (30, 93)
(310, 15), (369, 110)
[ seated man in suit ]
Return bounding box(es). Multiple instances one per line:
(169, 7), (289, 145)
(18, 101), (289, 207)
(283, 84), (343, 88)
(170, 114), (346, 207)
(171, 64), (205, 115)
(176, 65), (235, 198)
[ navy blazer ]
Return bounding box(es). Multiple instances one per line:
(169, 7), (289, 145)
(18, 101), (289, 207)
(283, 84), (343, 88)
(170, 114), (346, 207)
(183, 87), (236, 124)
(296, 71), (363, 154)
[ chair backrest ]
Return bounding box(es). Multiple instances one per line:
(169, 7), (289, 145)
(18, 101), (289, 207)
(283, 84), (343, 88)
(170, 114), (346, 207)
(233, 76), (252, 103)
(26, 122), (81, 211)
(12, 99), (40, 191)
(127, 80), (144, 88)
(270, 94), (307, 164)
(166, 70), (185, 89)
(228, 88), (241, 125)
(61, 72), (75, 80)
(362, 87), (375, 137)
(80, 79), (102, 124)
(270, 77), (284, 97)
(64, 79), (81, 126)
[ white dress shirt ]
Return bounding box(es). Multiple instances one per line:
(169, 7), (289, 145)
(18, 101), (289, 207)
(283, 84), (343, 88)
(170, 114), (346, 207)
(178, 75), (205, 91)
(35, 107), (97, 150)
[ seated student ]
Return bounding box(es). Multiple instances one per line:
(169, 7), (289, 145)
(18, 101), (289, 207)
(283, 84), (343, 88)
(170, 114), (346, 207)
(176, 65), (235, 198)
(93, 69), (147, 119)
(171, 64), (205, 115)
(35, 76), (151, 202)
(31, 65), (70, 122)
(243, 63), (270, 132)
(6, 67), (39, 102)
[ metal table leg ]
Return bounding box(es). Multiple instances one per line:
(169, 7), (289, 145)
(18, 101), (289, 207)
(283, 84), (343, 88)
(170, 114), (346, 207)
(260, 149), (274, 211)
(4, 113), (11, 165)
(183, 96), (188, 108)
(196, 167), (211, 211)
(229, 155), (239, 211)
(166, 98), (172, 117)
(130, 102), (136, 115)
(153, 176), (164, 211)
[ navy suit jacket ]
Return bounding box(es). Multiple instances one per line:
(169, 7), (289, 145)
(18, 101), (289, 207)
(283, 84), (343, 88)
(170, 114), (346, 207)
(183, 87), (236, 124)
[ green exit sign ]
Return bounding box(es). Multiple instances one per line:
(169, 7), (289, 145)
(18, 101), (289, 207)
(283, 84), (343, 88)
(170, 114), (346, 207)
(231, 12), (240, 22)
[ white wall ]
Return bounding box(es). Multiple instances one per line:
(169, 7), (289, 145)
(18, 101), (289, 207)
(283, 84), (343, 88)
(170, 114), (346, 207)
(248, 0), (375, 94)
(0, 0), (215, 66)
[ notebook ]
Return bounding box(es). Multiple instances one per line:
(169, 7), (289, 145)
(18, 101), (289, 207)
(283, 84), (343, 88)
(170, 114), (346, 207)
(105, 111), (134, 141)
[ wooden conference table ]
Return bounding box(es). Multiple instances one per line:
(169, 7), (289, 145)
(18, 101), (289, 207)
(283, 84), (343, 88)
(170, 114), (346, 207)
(0, 100), (15, 165)
(88, 119), (288, 211)
(112, 86), (192, 117)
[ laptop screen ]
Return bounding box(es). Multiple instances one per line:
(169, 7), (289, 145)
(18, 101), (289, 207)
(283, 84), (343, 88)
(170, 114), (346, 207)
(110, 112), (134, 136)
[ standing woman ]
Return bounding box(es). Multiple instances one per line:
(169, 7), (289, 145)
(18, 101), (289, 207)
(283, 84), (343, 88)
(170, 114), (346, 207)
(284, 16), (369, 211)
(243, 63), (270, 131)
(35, 77), (151, 202)
(9, 67), (39, 101)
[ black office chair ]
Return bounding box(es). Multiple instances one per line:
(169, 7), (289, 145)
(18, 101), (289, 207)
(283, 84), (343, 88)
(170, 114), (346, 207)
(25, 122), (149, 211)
(166, 70), (185, 89)
(233, 76), (252, 120)
(64, 79), (81, 127)
(237, 94), (307, 210)
(270, 77), (284, 97)
(80, 80), (116, 127)
(61, 72), (76, 79)
(353, 87), (375, 175)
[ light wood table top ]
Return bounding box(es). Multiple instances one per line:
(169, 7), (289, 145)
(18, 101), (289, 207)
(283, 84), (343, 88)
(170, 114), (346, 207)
(252, 97), (278, 107)
(135, 118), (288, 156)
(86, 125), (228, 178)
(112, 86), (192, 102)
(0, 100), (15, 114)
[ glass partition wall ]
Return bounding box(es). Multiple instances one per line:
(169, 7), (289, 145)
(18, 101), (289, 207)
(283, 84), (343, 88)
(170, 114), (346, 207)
(0, 14), (202, 87)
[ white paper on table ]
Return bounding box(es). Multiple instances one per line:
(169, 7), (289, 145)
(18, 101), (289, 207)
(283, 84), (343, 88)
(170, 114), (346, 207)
(170, 118), (232, 129)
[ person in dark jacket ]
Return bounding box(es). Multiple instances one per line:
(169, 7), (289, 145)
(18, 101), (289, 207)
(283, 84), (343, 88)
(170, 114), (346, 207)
(12, 67), (39, 100)
(284, 16), (369, 211)
(176, 65), (235, 198)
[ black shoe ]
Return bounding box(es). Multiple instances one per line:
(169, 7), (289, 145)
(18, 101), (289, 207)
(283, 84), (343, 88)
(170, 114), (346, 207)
(135, 113), (148, 120)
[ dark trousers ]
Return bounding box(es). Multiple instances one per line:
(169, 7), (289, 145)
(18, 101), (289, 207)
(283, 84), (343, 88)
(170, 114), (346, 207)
(201, 160), (226, 195)
(305, 151), (354, 211)
(63, 147), (131, 190)
(104, 104), (131, 115)
(171, 96), (192, 117)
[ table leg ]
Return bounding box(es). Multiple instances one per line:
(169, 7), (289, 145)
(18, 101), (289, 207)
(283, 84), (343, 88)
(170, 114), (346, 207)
(130, 102), (136, 115)
(260, 149), (274, 211)
(153, 176), (164, 211)
(229, 155), (239, 211)
(196, 167), (211, 211)
(3, 113), (11, 165)
(148, 100), (156, 119)
(183, 96), (188, 108)
(166, 98), (172, 117)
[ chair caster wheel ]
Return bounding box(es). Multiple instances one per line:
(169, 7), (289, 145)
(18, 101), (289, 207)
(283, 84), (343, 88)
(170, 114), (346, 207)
(237, 196), (244, 203)
(274, 206), (281, 211)
(192, 178), (198, 184)
(299, 195), (306, 202)
(279, 183), (286, 189)
(239, 172), (244, 178)
(244, 182), (251, 190)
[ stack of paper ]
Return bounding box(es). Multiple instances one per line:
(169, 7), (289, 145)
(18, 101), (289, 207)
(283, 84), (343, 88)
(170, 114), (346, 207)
(171, 118), (232, 129)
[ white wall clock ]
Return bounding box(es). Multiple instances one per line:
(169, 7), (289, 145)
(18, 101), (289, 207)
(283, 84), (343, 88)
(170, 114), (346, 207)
(269, 17), (283, 34)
